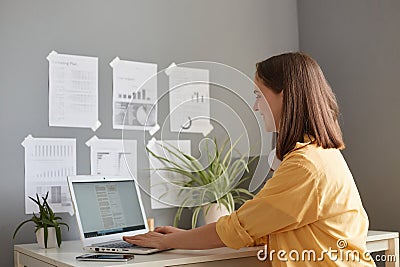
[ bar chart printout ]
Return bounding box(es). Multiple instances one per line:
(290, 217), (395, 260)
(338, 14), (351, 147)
(22, 135), (76, 214)
(110, 58), (158, 130)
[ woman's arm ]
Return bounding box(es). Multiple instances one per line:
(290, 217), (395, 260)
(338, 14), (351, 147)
(123, 222), (225, 250)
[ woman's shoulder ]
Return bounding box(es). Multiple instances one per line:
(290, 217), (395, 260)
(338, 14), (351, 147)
(261, 144), (322, 195)
(281, 142), (342, 175)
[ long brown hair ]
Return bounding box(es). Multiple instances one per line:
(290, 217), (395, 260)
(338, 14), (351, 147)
(256, 52), (345, 160)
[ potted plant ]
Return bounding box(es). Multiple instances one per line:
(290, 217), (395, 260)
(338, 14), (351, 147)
(13, 192), (69, 248)
(147, 137), (254, 228)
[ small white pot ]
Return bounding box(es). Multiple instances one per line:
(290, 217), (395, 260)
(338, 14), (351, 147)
(203, 203), (231, 224)
(36, 227), (57, 249)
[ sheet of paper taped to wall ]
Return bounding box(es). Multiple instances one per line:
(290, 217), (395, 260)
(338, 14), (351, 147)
(110, 57), (158, 132)
(21, 135), (76, 215)
(47, 51), (100, 131)
(86, 136), (137, 178)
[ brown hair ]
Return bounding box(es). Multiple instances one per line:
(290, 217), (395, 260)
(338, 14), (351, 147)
(256, 52), (345, 160)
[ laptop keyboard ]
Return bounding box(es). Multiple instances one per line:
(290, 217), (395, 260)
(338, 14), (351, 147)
(98, 241), (139, 248)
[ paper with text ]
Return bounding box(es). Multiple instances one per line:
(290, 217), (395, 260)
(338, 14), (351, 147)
(110, 58), (157, 131)
(47, 51), (100, 131)
(22, 135), (76, 215)
(86, 136), (137, 178)
(95, 183), (127, 229)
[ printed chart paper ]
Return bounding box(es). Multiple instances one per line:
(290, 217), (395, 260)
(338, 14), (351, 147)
(110, 58), (158, 131)
(147, 139), (191, 209)
(47, 51), (100, 131)
(22, 135), (76, 215)
(86, 136), (137, 178)
(168, 65), (212, 136)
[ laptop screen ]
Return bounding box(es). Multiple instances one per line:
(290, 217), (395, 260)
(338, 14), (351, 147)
(72, 180), (145, 238)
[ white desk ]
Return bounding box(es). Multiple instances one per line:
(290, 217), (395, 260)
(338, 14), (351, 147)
(366, 231), (399, 267)
(14, 230), (399, 267)
(14, 241), (267, 267)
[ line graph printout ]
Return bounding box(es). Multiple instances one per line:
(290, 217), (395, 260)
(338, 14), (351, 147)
(22, 135), (76, 215)
(47, 51), (100, 131)
(110, 58), (157, 131)
(86, 136), (137, 178)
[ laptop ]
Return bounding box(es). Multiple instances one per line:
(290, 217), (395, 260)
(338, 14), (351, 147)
(67, 175), (162, 254)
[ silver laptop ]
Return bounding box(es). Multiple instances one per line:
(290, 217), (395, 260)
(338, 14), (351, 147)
(67, 175), (162, 254)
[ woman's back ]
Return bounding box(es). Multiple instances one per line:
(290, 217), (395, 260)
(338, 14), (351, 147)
(264, 138), (373, 266)
(217, 136), (375, 266)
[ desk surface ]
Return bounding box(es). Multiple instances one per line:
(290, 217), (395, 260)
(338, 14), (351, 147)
(14, 230), (399, 267)
(367, 230), (398, 242)
(14, 240), (262, 267)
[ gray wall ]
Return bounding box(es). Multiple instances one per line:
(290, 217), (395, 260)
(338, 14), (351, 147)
(0, 0), (299, 266)
(298, 0), (400, 234)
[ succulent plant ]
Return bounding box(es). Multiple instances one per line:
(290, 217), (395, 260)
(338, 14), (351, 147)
(13, 192), (69, 248)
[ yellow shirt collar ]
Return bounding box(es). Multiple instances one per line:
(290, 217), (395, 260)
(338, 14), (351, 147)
(295, 134), (316, 148)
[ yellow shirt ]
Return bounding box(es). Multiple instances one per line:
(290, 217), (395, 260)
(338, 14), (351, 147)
(216, 138), (375, 266)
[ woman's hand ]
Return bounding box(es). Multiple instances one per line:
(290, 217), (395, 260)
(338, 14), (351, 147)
(123, 223), (225, 250)
(154, 226), (186, 235)
(123, 231), (171, 250)
(123, 226), (185, 249)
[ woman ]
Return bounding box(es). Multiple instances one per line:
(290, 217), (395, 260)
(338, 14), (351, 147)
(123, 52), (375, 266)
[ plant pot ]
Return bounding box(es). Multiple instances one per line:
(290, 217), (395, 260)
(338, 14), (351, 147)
(36, 227), (57, 249)
(203, 203), (231, 224)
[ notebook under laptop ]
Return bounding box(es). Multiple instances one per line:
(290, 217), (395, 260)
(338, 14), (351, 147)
(67, 175), (162, 254)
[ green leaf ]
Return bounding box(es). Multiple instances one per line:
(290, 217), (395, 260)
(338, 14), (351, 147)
(173, 206), (184, 227)
(222, 135), (243, 167)
(232, 188), (254, 198)
(191, 207), (202, 229)
(248, 155), (258, 165)
(42, 218), (56, 226)
(55, 226), (62, 247)
(219, 138), (230, 158)
(228, 159), (248, 185)
(167, 149), (209, 183)
(226, 193), (235, 213)
(219, 198), (230, 213)
(173, 197), (190, 227)
(28, 196), (40, 206)
(146, 146), (191, 171)
(151, 142), (194, 170)
(13, 219), (34, 239)
(18, 191), (69, 246)
(235, 176), (251, 187)
(43, 198), (55, 219)
(43, 225), (48, 248)
(59, 222), (70, 231)
(204, 203), (212, 216)
(156, 167), (202, 185)
(146, 136), (255, 228)
(233, 196), (247, 204)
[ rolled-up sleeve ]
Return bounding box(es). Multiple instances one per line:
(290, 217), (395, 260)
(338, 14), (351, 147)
(216, 155), (319, 249)
(216, 211), (254, 249)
